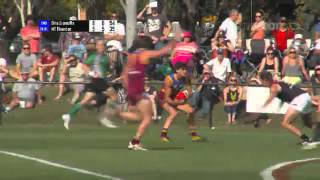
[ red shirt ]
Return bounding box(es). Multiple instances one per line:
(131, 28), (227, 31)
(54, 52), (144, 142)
(272, 28), (294, 52)
(40, 54), (59, 66)
(20, 26), (41, 53)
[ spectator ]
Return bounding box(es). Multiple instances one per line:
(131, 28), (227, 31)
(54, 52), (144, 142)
(170, 31), (198, 73)
(215, 9), (239, 47)
(223, 75), (242, 125)
(37, 45), (60, 82)
(20, 15), (41, 54)
(66, 33), (88, 62)
(307, 42), (320, 69)
(311, 65), (320, 96)
(104, 12), (125, 52)
(211, 32), (234, 59)
(83, 39), (110, 78)
(55, 55), (86, 103)
(58, 16), (91, 58)
(204, 48), (232, 83)
(258, 47), (280, 79)
(193, 69), (221, 120)
(0, 58), (8, 82)
(251, 10), (265, 40)
(290, 34), (309, 58)
(282, 47), (310, 85)
(137, 4), (172, 49)
(11, 43), (37, 80)
(5, 71), (41, 112)
(272, 17), (294, 53)
(314, 16), (320, 41)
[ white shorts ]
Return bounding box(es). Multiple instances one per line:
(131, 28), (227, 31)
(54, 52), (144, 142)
(289, 93), (312, 114)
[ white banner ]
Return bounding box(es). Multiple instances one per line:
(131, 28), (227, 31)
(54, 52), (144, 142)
(246, 87), (289, 114)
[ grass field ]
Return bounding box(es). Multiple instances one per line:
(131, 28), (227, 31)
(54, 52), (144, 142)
(0, 88), (319, 180)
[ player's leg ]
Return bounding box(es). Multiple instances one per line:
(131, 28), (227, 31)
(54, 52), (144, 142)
(62, 92), (95, 130)
(160, 102), (178, 142)
(282, 107), (311, 142)
(128, 98), (152, 150)
(177, 103), (202, 141)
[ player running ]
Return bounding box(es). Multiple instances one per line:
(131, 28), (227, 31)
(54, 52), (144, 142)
(158, 62), (202, 142)
(260, 71), (320, 149)
(118, 36), (178, 150)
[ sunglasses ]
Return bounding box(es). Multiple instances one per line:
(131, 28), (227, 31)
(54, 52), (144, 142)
(230, 79), (237, 82)
(267, 52), (274, 55)
(280, 20), (286, 23)
(289, 51), (296, 54)
(256, 15), (261, 18)
(23, 47), (30, 49)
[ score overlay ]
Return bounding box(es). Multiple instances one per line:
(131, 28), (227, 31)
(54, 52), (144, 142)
(39, 20), (118, 33)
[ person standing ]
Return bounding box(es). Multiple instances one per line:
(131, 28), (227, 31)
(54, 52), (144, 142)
(272, 17), (295, 53)
(215, 9), (239, 47)
(250, 10), (265, 40)
(20, 15), (41, 54)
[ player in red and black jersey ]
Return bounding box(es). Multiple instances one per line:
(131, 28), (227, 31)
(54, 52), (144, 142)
(158, 62), (202, 142)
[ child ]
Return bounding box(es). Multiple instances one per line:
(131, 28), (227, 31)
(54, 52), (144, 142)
(223, 76), (242, 125)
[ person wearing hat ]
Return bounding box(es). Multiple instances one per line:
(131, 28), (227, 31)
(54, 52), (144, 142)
(54, 55), (85, 103)
(66, 33), (87, 62)
(5, 71), (41, 112)
(307, 42), (320, 69)
(137, 3), (171, 48)
(211, 31), (234, 59)
(204, 48), (232, 83)
(170, 31), (198, 71)
(290, 34), (308, 58)
(158, 62), (203, 142)
(37, 44), (60, 82)
(272, 17), (295, 53)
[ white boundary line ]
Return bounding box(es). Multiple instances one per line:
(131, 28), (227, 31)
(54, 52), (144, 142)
(260, 158), (320, 180)
(0, 150), (123, 180)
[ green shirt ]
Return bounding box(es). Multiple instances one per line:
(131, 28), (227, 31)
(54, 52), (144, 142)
(84, 53), (109, 78)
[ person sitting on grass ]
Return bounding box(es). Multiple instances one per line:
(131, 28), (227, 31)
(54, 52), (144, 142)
(54, 55), (86, 104)
(223, 75), (242, 125)
(37, 45), (60, 82)
(5, 71), (41, 112)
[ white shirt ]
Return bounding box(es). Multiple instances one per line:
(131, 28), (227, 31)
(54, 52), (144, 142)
(206, 57), (232, 82)
(105, 23), (125, 51)
(219, 18), (238, 47)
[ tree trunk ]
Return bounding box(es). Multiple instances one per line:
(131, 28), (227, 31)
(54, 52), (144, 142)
(14, 0), (26, 27)
(121, 0), (137, 48)
(27, 0), (32, 15)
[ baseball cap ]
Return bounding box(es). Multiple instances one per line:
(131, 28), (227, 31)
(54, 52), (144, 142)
(20, 70), (30, 75)
(280, 17), (287, 22)
(69, 16), (77, 20)
(182, 31), (192, 38)
(73, 32), (81, 40)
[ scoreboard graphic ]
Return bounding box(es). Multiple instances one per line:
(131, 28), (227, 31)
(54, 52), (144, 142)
(39, 20), (118, 33)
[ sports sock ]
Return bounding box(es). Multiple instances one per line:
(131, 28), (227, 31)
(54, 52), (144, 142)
(68, 103), (82, 117)
(190, 130), (198, 137)
(300, 134), (310, 142)
(131, 138), (140, 145)
(161, 129), (168, 137)
(313, 123), (320, 141)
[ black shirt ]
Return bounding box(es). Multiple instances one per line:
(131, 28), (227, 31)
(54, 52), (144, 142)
(276, 82), (306, 103)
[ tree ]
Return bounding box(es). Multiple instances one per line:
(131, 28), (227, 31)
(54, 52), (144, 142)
(120, 0), (137, 48)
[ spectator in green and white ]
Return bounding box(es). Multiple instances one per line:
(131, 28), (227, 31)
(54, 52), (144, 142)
(5, 71), (41, 112)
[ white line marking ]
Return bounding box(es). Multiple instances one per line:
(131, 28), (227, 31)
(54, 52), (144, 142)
(0, 150), (123, 180)
(260, 158), (320, 180)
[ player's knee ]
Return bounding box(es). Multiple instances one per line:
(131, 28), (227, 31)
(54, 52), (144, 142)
(281, 121), (289, 128)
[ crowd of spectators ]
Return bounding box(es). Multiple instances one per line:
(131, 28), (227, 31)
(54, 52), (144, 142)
(1, 4), (320, 127)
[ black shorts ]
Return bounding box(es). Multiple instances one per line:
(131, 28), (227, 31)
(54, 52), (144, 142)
(85, 78), (109, 94)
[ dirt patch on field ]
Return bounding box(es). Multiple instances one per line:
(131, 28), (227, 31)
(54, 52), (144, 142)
(272, 160), (320, 180)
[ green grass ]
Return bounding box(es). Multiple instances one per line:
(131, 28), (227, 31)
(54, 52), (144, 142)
(0, 88), (319, 180)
